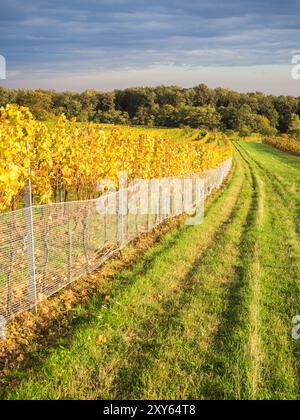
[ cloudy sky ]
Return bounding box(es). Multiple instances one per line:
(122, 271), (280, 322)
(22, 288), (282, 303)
(1, 0), (300, 94)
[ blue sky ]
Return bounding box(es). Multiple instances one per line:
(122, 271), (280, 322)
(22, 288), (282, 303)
(1, 0), (300, 94)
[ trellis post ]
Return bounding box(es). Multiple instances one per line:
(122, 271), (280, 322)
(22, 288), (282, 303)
(118, 172), (127, 250)
(24, 142), (37, 313)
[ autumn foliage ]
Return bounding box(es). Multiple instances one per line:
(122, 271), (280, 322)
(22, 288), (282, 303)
(0, 104), (232, 210)
(264, 135), (300, 157)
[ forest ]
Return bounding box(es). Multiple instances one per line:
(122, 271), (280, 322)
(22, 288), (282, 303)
(1, 84), (300, 137)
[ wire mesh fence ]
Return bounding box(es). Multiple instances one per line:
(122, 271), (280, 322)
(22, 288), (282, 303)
(0, 158), (232, 333)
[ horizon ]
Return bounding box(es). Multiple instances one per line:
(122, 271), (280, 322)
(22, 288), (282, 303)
(1, 1), (300, 95)
(1, 70), (300, 98)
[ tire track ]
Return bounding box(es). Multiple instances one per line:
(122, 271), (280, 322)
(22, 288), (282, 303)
(235, 143), (265, 399)
(95, 153), (248, 399)
(237, 142), (300, 399)
(5, 141), (300, 400)
(121, 148), (257, 399)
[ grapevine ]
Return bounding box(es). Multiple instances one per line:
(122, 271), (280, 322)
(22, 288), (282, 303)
(0, 105), (232, 210)
(264, 135), (300, 157)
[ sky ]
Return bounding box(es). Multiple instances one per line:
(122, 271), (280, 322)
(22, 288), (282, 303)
(0, 0), (300, 94)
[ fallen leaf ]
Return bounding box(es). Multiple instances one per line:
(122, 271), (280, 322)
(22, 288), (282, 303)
(97, 335), (107, 344)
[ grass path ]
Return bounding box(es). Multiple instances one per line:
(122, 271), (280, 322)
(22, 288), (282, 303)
(2, 142), (300, 400)
(236, 142), (300, 399)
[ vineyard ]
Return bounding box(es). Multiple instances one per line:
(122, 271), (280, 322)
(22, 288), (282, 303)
(0, 105), (232, 211)
(1, 104), (300, 401)
(0, 104), (232, 331)
(1, 140), (300, 400)
(264, 135), (300, 157)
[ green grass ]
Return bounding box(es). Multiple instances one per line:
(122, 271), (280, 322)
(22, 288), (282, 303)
(2, 141), (300, 400)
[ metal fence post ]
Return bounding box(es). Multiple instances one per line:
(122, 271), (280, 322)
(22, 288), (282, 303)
(104, 202), (108, 244)
(0, 316), (6, 340)
(126, 187), (129, 242)
(24, 176), (37, 313)
(170, 180), (174, 218)
(118, 189), (125, 250)
(67, 213), (73, 283)
(24, 142), (37, 312)
(158, 182), (162, 225)
(147, 181), (151, 232)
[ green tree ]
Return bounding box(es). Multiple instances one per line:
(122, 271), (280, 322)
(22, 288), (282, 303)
(115, 88), (156, 119)
(80, 90), (99, 121)
(255, 115), (277, 136)
(16, 89), (53, 120)
(97, 92), (116, 112)
(288, 114), (300, 138)
(132, 106), (156, 126)
(154, 86), (186, 107)
(185, 105), (221, 129)
(0, 87), (17, 107)
(154, 105), (177, 127)
(273, 96), (298, 132)
(192, 84), (215, 106)
(94, 109), (129, 125)
(53, 92), (82, 119)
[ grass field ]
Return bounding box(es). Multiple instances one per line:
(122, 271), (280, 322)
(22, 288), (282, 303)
(2, 141), (300, 400)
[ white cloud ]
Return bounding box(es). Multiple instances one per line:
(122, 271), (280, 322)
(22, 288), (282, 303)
(1, 0), (300, 92)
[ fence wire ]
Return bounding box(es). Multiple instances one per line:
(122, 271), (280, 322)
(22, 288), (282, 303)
(0, 158), (232, 327)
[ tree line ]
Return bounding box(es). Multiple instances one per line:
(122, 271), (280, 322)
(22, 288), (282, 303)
(1, 84), (300, 136)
